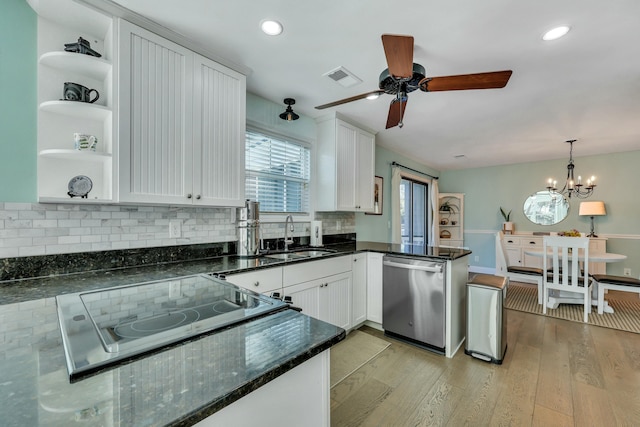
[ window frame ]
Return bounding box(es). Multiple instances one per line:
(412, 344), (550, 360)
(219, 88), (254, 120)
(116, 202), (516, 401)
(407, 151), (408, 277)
(245, 125), (314, 223)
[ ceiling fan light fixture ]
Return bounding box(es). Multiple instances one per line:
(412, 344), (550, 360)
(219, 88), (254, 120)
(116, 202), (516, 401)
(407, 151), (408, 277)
(260, 19), (283, 36)
(542, 26), (570, 41)
(279, 98), (299, 121)
(366, 93), (380, 100)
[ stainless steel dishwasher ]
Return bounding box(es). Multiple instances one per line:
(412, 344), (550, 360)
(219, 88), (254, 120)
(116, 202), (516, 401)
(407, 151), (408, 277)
(382, 255), (446, 353)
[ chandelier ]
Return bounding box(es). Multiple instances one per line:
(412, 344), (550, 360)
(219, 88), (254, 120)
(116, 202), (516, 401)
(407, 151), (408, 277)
(546, 139), (596, 199)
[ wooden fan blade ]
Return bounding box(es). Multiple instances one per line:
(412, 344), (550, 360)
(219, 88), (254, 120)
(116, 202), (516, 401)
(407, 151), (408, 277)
(385, 98), (407, 129)
(315, 90), (384, 110)
(419, 70), (513, 92)
(382, 34), (414, 79)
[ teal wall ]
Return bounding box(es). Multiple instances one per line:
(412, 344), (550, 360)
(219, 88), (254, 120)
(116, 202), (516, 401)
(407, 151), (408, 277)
(437, 150), (640, 276)
(4, 1), (640, 276)
(356, 145), (440, 242)
(246, 93), (316, 142)
(0, 0), (37, 202)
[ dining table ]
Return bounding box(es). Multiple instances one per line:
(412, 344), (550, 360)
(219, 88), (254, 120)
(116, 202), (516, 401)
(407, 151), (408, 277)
(524, 249), (627, 314)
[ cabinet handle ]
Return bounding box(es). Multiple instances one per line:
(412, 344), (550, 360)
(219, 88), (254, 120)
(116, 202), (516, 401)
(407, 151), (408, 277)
(196, 194), (201, 200)
(187, 193), (192, 199)
(529, 241), (536, 245)
(253, 281), (259, 287)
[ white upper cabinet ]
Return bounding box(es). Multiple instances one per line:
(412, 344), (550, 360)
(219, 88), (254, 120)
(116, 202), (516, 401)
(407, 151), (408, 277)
(117, 20), (246, 207)
(193, 55), (246, 206)
(316, 116), (375, 212)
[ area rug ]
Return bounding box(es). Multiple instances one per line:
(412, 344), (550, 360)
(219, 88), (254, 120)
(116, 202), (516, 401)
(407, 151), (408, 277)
(330, 330), (390, 388)
(505, 282), (640, 334)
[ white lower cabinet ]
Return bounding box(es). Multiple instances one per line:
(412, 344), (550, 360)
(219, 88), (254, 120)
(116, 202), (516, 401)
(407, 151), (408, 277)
(283, 256), (352, 330)
(366, 252), (383, 324)
(226, 253), (376, 331)
(284, 272), (352, 331)
(196, 350), (330, 427)
(351, 253), (367, 326)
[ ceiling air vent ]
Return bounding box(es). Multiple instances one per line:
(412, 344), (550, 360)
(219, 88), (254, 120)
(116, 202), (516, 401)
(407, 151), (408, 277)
(323, 66), (362, 88)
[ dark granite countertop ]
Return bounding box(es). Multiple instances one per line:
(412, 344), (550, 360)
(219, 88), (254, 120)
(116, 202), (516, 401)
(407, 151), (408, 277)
(0, 239), (469, 426)
(0, 297), (343, 426)
(0, 241), (470, 305)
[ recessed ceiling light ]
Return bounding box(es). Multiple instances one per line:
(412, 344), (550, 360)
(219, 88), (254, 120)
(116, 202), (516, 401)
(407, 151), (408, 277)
(260, 20), (283, 36)
(542, 26), (570, 41)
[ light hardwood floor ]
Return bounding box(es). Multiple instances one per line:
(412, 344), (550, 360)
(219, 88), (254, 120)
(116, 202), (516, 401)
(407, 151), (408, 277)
(330, 309), (640, 426)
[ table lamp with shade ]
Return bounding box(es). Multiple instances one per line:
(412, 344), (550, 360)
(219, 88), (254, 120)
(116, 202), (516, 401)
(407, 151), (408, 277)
(579, 201), (606, 237)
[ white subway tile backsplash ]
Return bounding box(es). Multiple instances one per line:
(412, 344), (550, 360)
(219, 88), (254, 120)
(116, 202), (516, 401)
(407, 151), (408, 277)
(0, 203), (355, 259)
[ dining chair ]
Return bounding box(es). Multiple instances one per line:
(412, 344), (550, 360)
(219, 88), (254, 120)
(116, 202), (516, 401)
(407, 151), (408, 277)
(495, 232), (544, 303)
(542, 236), (592, 322)
(591, 274), (640, 314)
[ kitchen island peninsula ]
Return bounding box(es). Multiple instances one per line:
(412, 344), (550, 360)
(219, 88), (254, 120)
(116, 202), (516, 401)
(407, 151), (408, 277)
(0, 240), (470, 426)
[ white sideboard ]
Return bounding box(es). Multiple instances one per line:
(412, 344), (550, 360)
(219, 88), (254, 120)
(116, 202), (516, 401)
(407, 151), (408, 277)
(498, 233), (607, 275)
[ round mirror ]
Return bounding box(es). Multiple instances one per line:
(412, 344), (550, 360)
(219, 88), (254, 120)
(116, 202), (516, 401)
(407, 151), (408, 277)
(523, 191), (570, 225)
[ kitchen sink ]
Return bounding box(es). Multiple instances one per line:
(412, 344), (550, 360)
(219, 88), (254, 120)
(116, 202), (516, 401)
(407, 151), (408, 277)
(263, 253), (307, 260)
(263, 249), (335, 261)
(292, 249), (335, 257)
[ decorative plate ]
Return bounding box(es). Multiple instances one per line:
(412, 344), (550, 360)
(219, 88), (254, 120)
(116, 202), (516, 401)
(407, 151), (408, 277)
(67, 175), (92, 198)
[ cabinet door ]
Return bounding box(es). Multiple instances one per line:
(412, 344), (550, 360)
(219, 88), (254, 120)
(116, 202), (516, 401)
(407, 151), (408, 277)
(284, 272), (351, 329)
(284, 280), (321, 320)
(505, 247), (521, 266)
(118, 20), (193, 204)
(366, 252), (383, 324)
(319, 272), (352, 330)
(193, 56), (246, 207)
(335, 121), (358, 210)
(355, 130), (375, 212)
(351, 254), (367, 326)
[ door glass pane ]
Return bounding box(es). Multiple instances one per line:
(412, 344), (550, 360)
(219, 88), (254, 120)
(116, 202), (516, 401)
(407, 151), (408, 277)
(400, 179), (412, 245)
(412, 182), (426, 245)
(399, 178), (429, 245)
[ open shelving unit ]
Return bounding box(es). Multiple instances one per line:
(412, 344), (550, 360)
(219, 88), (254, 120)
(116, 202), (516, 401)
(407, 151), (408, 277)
(438, 193), (464, 248)
(35, 4), (115, 203)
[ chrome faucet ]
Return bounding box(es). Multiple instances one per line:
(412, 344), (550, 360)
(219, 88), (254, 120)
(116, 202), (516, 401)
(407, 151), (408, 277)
(284, 215), (294, 251)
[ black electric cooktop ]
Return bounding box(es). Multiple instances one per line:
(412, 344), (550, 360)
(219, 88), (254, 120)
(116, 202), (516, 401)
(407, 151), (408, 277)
(56, 274), (287, 380)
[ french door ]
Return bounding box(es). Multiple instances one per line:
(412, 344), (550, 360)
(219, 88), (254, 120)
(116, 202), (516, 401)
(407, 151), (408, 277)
(400, 177), (429, 245)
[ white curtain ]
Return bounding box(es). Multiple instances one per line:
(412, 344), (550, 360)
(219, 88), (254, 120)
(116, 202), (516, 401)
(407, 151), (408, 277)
(391, 166), (402, 244)
(429, 179), (439, 246)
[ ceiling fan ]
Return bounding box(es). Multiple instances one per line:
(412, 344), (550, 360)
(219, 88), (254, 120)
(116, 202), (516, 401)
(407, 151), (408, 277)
(315, 34), (512, 129)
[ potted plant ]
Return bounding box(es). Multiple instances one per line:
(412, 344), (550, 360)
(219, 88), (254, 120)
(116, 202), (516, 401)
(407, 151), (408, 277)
(500, 207), (514, 234)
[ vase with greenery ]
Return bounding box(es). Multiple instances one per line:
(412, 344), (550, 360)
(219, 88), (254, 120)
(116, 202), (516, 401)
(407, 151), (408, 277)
(500, 207), (514, 234)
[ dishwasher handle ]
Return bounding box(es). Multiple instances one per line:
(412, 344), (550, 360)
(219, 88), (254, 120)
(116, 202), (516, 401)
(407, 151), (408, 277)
(383, 260), (443, 273)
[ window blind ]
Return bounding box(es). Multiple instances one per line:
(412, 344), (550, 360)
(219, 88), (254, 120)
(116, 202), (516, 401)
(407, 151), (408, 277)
(245, 131), (310, 213)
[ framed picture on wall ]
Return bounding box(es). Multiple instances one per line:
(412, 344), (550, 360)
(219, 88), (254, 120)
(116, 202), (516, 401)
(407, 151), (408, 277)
(366, 176), (383, 215)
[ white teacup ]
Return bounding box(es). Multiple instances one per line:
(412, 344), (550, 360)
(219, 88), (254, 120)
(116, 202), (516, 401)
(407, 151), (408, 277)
(74, 133), (98, 151)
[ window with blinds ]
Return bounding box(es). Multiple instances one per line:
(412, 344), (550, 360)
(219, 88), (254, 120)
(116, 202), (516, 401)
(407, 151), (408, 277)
(245, 130), (311, 213)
